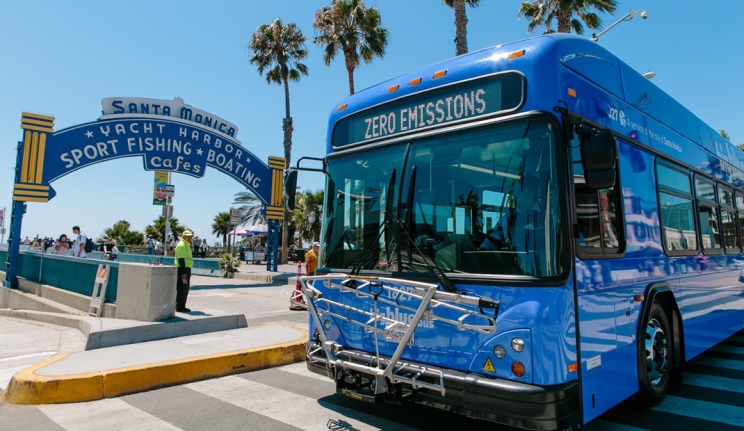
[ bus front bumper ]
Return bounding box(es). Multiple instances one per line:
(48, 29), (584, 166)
(306, 342), (579, 431)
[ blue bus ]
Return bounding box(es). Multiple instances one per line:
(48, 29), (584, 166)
(287, 33), (744, 430)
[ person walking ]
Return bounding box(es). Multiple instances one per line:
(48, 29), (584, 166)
(306, 241), (319, 276)
(174, 231), (194, 312)
(72, 226), (88, 258)
(146, 237), (154, 255)
(154, 239), (162, 255)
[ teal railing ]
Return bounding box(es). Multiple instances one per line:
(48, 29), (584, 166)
(1, 246), (221, 305)
(17, 252), (119, 303)
(89, 252), (221, 276)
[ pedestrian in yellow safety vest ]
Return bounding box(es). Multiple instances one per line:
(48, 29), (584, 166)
(174, 230), (194, 312)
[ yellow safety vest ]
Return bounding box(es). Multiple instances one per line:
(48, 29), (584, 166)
(174, 240), (193, 268)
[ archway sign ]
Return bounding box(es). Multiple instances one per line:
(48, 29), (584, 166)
(3, 97), (286, 288)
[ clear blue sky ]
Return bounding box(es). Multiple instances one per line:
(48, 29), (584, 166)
(1, 0), (742, 245)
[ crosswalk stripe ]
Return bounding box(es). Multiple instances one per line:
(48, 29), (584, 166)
(682, 372), (744, 394)
(0, 351), (58, 363)
(585, 420), (650, 431)
(276, 361), (335, 382)
(39, 398), (184, 431)
(691, 355), (744, 371)
(712, 344), (744, 355)
(187, 375), (409, 431)
(656, 395), (744, 428)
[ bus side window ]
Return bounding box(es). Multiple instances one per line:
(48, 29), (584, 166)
(572, 144), (622, 254)
(657, 162), (697, 254)
(694, 177), (721, 253)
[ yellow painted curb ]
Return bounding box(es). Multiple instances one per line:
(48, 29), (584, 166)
(2, 324), (308, 405)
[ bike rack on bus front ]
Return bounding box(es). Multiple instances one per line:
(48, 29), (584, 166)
(296, 274), (498, 398)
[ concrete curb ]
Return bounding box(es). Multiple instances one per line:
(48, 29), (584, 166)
(232, 271), (293, 284)
(0, 309), (249, 350)
(2, 324), (309, 405)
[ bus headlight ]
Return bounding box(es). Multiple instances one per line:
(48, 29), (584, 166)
(511, 337), (525, 353)
(493, 345), (506, 359)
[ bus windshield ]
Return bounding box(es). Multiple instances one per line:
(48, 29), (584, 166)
(321, 120), (564, 277)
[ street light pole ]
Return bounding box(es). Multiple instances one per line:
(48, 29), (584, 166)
(592, 9), (648, 42)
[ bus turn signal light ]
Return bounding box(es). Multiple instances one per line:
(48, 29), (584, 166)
(568, 88), (577, 97)
(508, 50), (525, 60)
(567, 363), (578, 373)
(433, 70), (447, 79)
(511, 361), (525, 377)
(409, 77), (422, 86)
(338, 104), (347, 111)
(388, 84), (400, 93)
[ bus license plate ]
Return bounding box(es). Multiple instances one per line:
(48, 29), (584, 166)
(384, 322), (413, 343)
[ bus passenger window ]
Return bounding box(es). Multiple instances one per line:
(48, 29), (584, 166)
(572, 143), (622, 254)
(697, 204), (721, 251)
(695, 177), (723, 254)
(658, 163), (697, 254)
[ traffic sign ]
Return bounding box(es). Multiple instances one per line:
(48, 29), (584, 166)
(230, 209), (242, 225)
(165, 185), (175, 197)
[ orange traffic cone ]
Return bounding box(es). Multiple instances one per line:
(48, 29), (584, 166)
(289, 261), (305, 310)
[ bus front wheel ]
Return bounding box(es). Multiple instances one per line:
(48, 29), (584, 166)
(636, 302), (673, 407)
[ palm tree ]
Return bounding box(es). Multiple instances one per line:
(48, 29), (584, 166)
(249, 19), (309, 264)
(145, 216), (187, 243)
(232, 191), (266, 227)
(443, 0), (481, 56)
(212, 212), (232, 251)
(518, 0), (618, 35)
(313, 0), (389, 95)
(296, 190), (324, 243)
(102, 220), (144, 245)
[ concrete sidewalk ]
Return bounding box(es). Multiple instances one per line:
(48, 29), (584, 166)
(0, 261), (309, 405)
(231, 261), (303, 284)
(2, 323), (307, 404)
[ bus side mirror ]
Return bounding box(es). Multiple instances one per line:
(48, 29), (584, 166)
(284, 170), (298, 211)
(580, 129), (617, 189)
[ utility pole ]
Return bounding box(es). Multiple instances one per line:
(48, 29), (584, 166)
(164, 173), (173, 256)
(0, 206), (6, 244)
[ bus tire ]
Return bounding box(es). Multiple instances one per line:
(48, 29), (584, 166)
(636, 302), (673, 407)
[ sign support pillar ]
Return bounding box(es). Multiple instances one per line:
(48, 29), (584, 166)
(4, 142), (26, 289)
(164, 173), (172, 256)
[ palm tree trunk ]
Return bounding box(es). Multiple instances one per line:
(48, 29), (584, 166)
(454, 0), (469, 55)
(557, 8), (572, 33)
(281, 78), (293, 264)
(344, 47), (356, 95)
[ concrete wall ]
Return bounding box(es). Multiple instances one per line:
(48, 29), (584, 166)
(0, 269), (116, 317)
(115, 263), (177, 321)
(2, 263), (178, 322)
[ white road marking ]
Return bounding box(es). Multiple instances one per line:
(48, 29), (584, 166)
(187, 375), (409, 431)
(656, 395), (744, 428)
(276, 361), (335, 382)
(682, 372), (744, 394)
(0, 351), (58, 363)
(39, 398), (183, 431)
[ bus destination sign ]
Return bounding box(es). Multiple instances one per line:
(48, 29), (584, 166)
(332, 73), (523, 147)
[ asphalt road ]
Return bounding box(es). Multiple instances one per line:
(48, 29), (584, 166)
(0, 276), (742, 430)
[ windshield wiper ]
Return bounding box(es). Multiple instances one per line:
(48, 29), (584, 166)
(395, 165), (457, 294)
(346, 168), (397, 277)
(397, 220), (457, 294)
